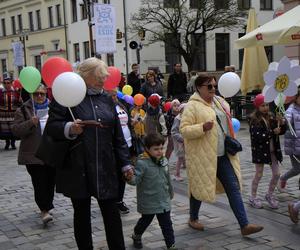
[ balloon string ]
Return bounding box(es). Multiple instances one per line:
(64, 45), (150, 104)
(68, 107), (76, 122)
(30, 94), (36, 115)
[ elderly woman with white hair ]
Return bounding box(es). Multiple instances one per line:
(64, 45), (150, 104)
(42, 58), (133, 250)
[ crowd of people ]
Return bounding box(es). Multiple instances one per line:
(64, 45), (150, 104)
(1, 58), (300, 250)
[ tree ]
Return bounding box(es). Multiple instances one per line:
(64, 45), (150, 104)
(130, 0), (246, 72)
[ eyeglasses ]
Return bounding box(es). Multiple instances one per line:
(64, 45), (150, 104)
(33, 92), (46, 97)
(202, 83), (217, 90)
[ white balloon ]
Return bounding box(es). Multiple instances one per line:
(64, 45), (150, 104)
(52, 72), (86, 107)
(218, 72), (241, 98)
(274, 94), (286, 106)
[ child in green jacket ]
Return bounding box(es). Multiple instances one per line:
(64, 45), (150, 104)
(128, 133), (176, 249)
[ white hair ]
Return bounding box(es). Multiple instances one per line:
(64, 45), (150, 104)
(77, 57), (109, 82)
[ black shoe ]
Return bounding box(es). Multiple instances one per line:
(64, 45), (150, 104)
(11, 145), (16, 150)
(132, 234), (142, 249)
(117, 202), (130, 214)
(4, 144), (9, 150)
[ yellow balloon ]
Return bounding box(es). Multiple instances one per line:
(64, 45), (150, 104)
(122, 85), (133, 96)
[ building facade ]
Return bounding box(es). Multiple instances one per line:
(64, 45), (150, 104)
(0, 0), (68, 79)
(0, 0), (287, 79)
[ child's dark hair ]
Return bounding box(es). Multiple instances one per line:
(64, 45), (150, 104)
(144, 133), (165, 148)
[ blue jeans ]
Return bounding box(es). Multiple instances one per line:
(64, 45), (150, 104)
(190, 155), (249, 228)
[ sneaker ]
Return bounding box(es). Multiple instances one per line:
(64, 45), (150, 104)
(249, 197), (263, 209)
(167, 244), (178, 250)
(288, 203), (299, 224)
(265, 194), (278, 209)
(188, 219), (204, 231)
(41, 211), (53, 225)
(117, 202), (130, 214)
(132, 234), (142, 249)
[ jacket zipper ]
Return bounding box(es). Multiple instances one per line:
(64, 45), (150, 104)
(89, 96), (100, 198)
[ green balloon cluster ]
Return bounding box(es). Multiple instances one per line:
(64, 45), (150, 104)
(19, 66), (42, 93)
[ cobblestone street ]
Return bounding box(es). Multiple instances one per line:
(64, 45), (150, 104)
(0, 122), (300, 249)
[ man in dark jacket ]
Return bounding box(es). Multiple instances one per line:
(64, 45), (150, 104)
(167, 63), (188, 102)
(127, 63), (144, 96)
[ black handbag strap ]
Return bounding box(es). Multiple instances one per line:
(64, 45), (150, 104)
(216, 115), (226, 135)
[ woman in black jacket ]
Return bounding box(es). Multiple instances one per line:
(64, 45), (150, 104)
(140, 70), (164, 99)
(44, 58), (133, 250)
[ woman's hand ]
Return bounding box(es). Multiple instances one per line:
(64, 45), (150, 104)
(31, 116), (39, 126)
(70, 119), (84, 135)
(123, 168), (134, 181)
(203, 120), (214, 132)
(273, 127), (281, 135)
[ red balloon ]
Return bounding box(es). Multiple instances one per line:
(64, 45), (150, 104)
(41, 57), (72, 87)
(13, 79), (22, 89)
(103, 66), (121, 90)
(164, 101), (172, 112)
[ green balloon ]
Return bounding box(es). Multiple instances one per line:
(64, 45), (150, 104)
(19, 66), (41, 93)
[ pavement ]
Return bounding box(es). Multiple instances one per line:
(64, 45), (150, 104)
(0, 121), (300, 250)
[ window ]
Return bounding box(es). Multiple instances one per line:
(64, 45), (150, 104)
(48, 6), (54, 27)
(265, 46), (273, 63)
(107, 54), (114, 66)
(1, 59), (7, 75)
(164, 0), (179, 8)
(238, 33), (245, 69)
(214, 0), (229, 10)
(34, 55), (42, 72)
(28, 12), (34, 31)
(165, 33), (181, 73)
(81, 5), (87, 20)
(11, 16), (16, 35)
(56, 4), (61, 26)
(17, 14), (23, 31)
(1, 19), (6, 36)
(36, 10), (41, 30)
(91, 0), (98, 17)
(215, 33), (230, 70)
(71, 0), (78, 22)
(83, 41), (90, 59)
(260, 0), (272, 10)
(190, 0), (205, 9)
(103, 0), (110, 3)
(238, 0), (250, 10)
(54, 42), (59, 50)
(191, 33), (206, 71)
(74, 43), (80, 62)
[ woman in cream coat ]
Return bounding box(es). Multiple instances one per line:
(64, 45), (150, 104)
(180, 73), (263, 236)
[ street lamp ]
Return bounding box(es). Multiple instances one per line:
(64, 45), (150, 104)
(18, 29), (30, 66)
(79, 0), (95, 57)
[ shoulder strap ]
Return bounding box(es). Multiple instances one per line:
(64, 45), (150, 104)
(216, 115), (226, 135)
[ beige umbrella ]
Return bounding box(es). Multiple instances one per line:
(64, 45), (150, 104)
(240, 8), (269, 95)
(235, 5), (300, 49)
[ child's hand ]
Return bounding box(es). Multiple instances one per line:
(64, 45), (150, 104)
(273, 127), (281, 135)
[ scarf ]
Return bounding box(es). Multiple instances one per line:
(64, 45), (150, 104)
(213, 96), (235, 137)
(34, 99), (49, 110)
(141, 151), (168, 168)
(87, 88), (103, 96)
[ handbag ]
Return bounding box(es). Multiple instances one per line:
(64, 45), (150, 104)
(216, 115), (242, 156)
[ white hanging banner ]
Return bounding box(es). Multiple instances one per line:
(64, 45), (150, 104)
(12, 41), (24, 66)
(94, 4), (116, 54)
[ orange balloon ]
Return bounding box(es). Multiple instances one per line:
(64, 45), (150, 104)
(134, 94), (145, 106)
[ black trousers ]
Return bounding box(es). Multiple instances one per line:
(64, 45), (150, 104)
(71, 197), (125, 250)
(134, 211), (175, 248)
(26, 164), (55, 212)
